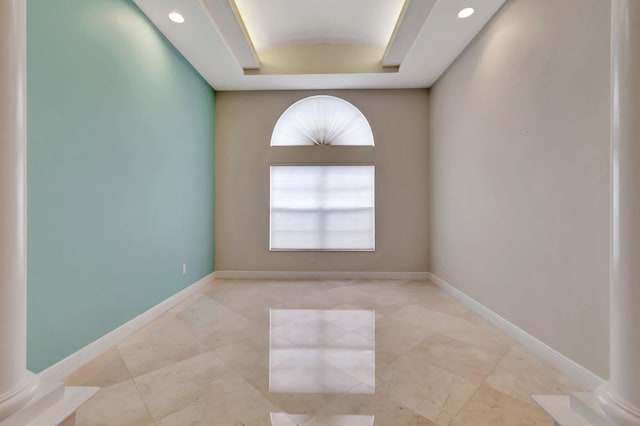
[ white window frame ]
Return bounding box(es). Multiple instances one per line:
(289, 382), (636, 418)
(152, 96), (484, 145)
(269, 164), (375, 252)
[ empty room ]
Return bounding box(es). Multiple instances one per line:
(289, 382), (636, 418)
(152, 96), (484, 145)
(1, 0), (639, 425)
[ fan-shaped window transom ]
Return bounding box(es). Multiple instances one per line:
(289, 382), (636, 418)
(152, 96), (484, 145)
(271, 95), (374, 146)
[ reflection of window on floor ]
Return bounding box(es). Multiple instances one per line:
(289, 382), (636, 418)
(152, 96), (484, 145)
(268, 309), (375, 394)
(269, 309), (376, 425)
(270, 412), (375, 426)
(270, 165), (375, 251)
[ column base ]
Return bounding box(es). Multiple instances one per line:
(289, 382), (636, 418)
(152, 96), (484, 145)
(0, 380), (97, 426)
(596, 383), (640, 426)
(58, 413), (75, 426)
(0, 372), (40, 420)
(533, 394), (592, 425)
(534, 388), (640, 426)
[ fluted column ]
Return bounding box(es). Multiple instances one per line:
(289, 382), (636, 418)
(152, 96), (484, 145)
(596, 0), (640, 424)
(0, 0), (40, 420)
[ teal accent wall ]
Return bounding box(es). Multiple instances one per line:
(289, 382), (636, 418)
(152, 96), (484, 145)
(26, 0), (216, 372)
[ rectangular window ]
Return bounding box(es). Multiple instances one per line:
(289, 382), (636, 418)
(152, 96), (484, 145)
(270, 165), (375, 251)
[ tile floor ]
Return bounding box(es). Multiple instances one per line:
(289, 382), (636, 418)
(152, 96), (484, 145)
(66, 279), (580, 425)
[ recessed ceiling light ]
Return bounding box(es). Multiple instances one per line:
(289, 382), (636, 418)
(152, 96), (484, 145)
(168, 11), (185, 24)
(458, 7), (475, 19)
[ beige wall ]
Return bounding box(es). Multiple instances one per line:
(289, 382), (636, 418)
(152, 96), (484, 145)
(430, 0), (610, 377)
(216, 89), (429, 272)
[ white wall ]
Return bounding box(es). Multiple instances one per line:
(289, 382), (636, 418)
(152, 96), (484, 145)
(216, 89), (430, 273)
(430, 0), (610, 377)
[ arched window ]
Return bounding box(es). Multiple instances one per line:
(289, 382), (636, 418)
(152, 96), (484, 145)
(269, 96), (375, 251)
(270, 95), (374, 146)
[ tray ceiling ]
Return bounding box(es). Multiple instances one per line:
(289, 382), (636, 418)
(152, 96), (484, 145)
(132, 0), (507, 90)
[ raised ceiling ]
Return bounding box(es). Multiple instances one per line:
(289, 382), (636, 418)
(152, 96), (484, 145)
(132, 0), (507, 91)
(233, 0), (406, 52)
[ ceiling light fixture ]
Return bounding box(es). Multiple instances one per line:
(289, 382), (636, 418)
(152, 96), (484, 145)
(457, 7), (475, 19)
(168, 11), (185, 23)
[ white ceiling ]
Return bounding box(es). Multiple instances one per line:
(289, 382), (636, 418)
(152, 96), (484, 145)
(132, 0), (507, 91)
(233, 0), (406, 51)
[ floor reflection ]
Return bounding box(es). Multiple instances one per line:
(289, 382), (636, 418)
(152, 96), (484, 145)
(270, 309), (376, 424)
(269, 309), (375, 394)
(271, 412), (375, 426)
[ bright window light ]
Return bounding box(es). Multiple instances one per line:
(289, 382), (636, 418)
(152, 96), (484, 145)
(457, 7), (475, 18)
(168, 11), (185, 23)
(270, 165), (375, 251)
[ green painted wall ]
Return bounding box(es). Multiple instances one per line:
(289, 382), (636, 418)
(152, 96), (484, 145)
(26, 0), (216, 372)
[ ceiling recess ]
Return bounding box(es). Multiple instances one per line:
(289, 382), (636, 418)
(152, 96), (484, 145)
(132, 0), (507, 90)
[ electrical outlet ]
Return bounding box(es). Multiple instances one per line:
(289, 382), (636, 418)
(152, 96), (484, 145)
(182, 264), (187, 275)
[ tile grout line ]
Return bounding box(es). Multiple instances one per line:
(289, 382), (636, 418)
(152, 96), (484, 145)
(447, 342), (514, 425)
(115, 344), (161, 424)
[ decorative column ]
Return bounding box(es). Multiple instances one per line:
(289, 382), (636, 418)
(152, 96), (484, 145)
(533, 1), (640, 424)
(0, 0), (40, 420)
(596, 0), (640, 423)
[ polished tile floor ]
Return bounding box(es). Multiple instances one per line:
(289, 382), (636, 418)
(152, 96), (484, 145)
(66, 279), (580, 425)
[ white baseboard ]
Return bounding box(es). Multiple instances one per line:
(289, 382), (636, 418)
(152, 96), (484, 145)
(427, 272), (604, 391)
(214, 270), (430, 280)
(39, 272), (215, 383)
